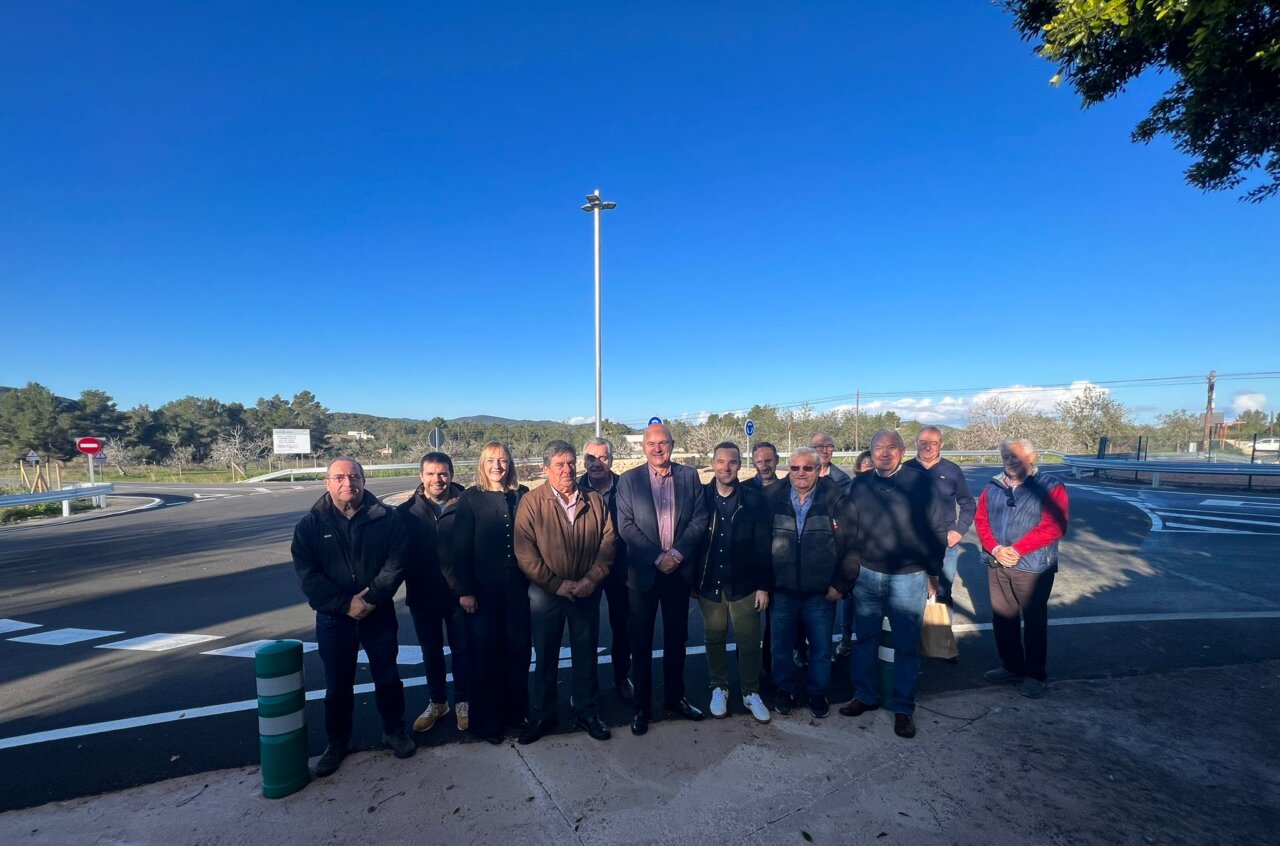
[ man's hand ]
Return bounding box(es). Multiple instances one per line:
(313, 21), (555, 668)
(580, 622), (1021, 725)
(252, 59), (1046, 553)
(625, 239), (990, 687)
(754, 590), (770, 613)
(572, 579), (597, 599)
(927, 576), (939, 598)
(346, 588), (374, 620)
(825, 586), (842, 602)
(459, 595), (478, 614)
(657, 553), (680, 575)
(556, 580), (578, 600)
(947, 530), (962, 548)
(993, 545), (1021, 567)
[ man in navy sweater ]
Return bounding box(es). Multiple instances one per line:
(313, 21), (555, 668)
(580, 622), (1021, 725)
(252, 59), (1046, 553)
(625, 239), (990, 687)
(904, 426), (976, 607)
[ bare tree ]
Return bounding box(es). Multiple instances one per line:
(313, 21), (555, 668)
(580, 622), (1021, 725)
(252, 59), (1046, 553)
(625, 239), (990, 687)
(209, 426), (268, 480)
(162, 443), (196, 479)
(100, 436), (131, 477)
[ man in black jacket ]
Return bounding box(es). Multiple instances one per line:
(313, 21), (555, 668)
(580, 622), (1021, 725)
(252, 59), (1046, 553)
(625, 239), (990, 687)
(766, 446), (860, 719)
(695, 442), (773, 723)
(291, 457), (414, 777)
(578, 436), (633, 703)
(396, 452), (469, 735)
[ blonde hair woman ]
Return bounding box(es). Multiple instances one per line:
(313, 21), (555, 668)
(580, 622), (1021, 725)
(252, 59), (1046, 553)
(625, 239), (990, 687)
(452, 442), (530, 743)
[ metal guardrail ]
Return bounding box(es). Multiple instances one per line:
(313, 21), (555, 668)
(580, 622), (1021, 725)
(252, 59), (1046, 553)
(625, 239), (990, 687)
(242, 459), (499, 484)
(1062, 456), (1280, 488)
(0, 483), (115, 516)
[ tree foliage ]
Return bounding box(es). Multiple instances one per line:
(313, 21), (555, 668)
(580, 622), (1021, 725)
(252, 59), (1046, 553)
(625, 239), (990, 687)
(1004, 0), (1280, 201)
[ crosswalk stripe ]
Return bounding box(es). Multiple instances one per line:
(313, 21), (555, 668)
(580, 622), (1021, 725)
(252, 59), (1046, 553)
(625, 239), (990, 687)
(0, 619), (41, 634)
(9, 628), (123, 645)
(97, 633), (225, 652)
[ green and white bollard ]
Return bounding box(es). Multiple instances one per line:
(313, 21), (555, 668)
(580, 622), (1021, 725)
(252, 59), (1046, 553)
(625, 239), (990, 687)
(877, 616), (894, 705)
(256, 640), (309, 799)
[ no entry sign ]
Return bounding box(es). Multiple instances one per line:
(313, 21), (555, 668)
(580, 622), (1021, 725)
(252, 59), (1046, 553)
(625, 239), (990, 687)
(76, 437), (103, 455)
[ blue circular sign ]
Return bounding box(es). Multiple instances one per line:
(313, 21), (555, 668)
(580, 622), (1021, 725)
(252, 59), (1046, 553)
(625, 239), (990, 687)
(648, 416), (662, 426)
(745, 419), (755, 436)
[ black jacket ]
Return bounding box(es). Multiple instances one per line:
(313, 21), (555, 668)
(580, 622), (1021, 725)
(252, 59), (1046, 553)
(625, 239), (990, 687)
(693, 480), (772, 601)
(903, 457), (977, 536)
(451, 485), (528, 596)
(766, 477), (860, 595)
(291, 490), (408, 617)
(579, 471), (627, 588)
(846, 464), (949, 577)
(395, 481), (465, 611)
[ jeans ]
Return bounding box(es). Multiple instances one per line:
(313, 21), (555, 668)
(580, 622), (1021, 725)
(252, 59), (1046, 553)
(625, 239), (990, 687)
(629, 570), (692, 714)
(851, 569), (927, 714)
(769, 591), (835, 697)
(409, 601), (469, 705)
(837, 595), (855, 643)
(602, 568), (631, 685)
(464, 570), (532, 737)
(697, 593), (762, 696)
(315, 605), (404, 745)
(529, 584), (602, 721)
(989, 566), (1056, 681)
(938, 543), (960, 603)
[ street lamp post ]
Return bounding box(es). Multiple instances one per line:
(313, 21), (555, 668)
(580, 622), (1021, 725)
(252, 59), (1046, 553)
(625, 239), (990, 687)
(581, 189), (616, 438)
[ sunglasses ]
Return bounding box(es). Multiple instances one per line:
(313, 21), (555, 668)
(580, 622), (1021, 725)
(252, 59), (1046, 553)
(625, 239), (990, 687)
(789, 465), (817, 473)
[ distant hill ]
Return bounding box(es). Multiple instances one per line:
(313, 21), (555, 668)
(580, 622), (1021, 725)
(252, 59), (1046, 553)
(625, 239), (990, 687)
(448, 414), (561, 427)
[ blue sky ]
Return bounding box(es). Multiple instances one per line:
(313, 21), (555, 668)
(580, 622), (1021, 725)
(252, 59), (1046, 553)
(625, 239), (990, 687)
(3, 2), (1276, 429)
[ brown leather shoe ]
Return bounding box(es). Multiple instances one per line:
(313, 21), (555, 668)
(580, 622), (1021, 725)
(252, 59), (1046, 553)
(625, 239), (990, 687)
(894, 713), (917, 738)
(838, 699), (880, 717)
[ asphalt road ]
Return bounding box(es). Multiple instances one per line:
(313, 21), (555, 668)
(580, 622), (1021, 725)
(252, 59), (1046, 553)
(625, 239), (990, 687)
(2, 471), (1278, 811)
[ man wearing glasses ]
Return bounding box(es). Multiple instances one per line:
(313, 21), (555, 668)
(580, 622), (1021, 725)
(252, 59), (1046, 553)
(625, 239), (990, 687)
(904, 426), (976, 607)
(291, 457), (414, 776)
(840, 430), (949, 739)
(764, 446), (859, 718)
(974, 438), (1069, 699)
(616, 422), (710, 735)
(810, 432), (853, 496)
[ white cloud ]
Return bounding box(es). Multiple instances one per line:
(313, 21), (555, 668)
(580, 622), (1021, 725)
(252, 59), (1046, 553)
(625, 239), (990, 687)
(1231, 391), (1267, 414)
(565, 415), (595, 425)
(823, 381), (1106, 426)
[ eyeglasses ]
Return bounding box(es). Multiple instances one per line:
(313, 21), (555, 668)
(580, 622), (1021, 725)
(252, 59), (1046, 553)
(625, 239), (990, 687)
(328, 474), (364, 483)
(812, 444), (834, 450)
(788, 465), (817, 473)
(918, 440), (941, 447)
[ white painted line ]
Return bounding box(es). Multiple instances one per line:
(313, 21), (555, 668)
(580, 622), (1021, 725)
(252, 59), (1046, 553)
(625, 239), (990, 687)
(1155, 510), (1280, 528)
(202, 640), (320, 658)
(9, 628), (124, 645)
(356, 645), (423, 665)
(0, 619), (41, 634)
(952, 610), (1280, 633)
(1161, 522), (1252, 534)
(98, 633), (225, 652)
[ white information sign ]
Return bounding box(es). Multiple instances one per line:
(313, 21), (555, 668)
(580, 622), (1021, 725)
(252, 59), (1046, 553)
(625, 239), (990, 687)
(272, 428), (312, 455)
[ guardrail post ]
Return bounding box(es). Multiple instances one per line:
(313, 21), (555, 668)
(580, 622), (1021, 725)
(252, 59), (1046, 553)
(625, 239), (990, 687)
(1151, 472), (1161, 489)
(878, 616), (893, 705)
(256, 640), (309, 798)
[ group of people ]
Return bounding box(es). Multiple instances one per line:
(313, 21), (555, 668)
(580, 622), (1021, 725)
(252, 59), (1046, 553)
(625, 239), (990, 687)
(290, 423), (1069, 777)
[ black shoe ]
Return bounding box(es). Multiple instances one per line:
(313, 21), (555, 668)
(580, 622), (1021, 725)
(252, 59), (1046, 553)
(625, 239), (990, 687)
(665, 697), (704, 721)
(894, 713), (917, 738)
(774, 691), (795, 715)
(314, 743), (347, 777)
(838, 699), (880, 717)
(517, 717), (557, 745)
(382, 729), (416, 759)
(809, 695), (830, 718)
(577, 714), (612, 741)
(482, 732), (505, 745)
(631, 712), (649, 736)
(615, 678), (635, 704)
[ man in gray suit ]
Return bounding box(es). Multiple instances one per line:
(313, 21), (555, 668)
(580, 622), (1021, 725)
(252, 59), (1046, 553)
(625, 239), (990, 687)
(616, 422), (710, 736)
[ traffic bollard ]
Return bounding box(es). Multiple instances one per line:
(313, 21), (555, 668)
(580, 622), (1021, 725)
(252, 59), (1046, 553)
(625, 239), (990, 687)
(256, 640), (309, 799)
(877, 616), (893, 705)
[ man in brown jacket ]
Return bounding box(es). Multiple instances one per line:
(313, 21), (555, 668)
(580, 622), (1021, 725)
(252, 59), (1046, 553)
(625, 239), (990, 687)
(514, 440), (617, 744)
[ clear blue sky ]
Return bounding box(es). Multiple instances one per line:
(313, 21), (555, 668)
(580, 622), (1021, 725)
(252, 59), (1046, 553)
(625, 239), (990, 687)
(3, 2), (1276, 428)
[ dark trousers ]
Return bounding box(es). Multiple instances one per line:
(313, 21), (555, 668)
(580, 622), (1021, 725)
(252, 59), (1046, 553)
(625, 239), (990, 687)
(989, 566), (1056, 682)
(315, 606), (404, 745)
(628, 570), (691, 715)
(769, 591), (835, 697)
(464, 571), (532, 737)
(529, 584), (602, 721)
(602, 570), (631, 685)
(409, 601), (469, 705)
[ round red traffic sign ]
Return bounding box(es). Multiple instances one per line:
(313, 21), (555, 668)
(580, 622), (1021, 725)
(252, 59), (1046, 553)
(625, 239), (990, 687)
(76, 437), (103, 455)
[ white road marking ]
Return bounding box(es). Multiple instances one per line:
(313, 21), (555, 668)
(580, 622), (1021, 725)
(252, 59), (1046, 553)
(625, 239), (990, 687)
(9, 628), (124, 645)
(0, 619), (41, 634)
(1155, 510), (1280, 528)
(98, 633), (224, 652)
(201, 640), (319, 658)
(356, 646), (423, 665)
(1161, 522), (1252, 534)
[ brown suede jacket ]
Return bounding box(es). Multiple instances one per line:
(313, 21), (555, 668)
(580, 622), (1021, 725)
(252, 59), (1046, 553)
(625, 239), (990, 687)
(514, 482), (616, 594)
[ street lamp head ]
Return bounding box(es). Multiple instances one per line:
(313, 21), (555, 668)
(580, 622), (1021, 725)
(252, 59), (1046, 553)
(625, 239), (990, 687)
(585, 192), (601, 203)
(602, 202), (617, 210)
(581, 203), (594, 212)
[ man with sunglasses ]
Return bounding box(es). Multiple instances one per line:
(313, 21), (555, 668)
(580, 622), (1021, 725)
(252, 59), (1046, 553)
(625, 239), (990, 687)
(292, 457), (414, 777)
(764, 446), (859, 718)
(974, 438), (1069, 699)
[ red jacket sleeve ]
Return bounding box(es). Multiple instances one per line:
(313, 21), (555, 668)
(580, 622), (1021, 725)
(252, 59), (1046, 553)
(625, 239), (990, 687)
(1012, 484), (1069, 555)
(974, 489), (995, 552)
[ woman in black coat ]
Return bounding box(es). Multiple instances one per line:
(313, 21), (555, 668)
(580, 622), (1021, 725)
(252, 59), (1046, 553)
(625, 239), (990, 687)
(452, 441), (530, 743)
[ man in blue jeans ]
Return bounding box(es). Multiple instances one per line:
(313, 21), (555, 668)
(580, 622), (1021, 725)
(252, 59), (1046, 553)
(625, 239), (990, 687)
(904, 426), (976, 609)
(839, 430), (949, 738)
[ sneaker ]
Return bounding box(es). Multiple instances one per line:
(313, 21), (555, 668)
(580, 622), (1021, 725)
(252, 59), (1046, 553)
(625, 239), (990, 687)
(455, 701), (470, 732)
(809, 695), (830, 719)
(774, 691), (795, 715)
(382, 729), (416, 759)
(1019, 678), (1047, 699)
(412, 702), (449, 733)
(983, 667), (1023, 684)
(314, 743), (347, 778)
(743, 693), (771, 723)
(709, 687), (729, 718)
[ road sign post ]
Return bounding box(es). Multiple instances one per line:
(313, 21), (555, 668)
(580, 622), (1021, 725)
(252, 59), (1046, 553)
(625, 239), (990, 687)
(77, 437), (103, 487)
(428, 427), (445, 450)
(745, 419), (755, 456)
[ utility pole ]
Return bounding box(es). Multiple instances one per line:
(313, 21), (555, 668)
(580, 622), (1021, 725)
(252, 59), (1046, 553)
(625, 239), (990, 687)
(1202, 370), (1216, 458)
(854, 389), (861, 450)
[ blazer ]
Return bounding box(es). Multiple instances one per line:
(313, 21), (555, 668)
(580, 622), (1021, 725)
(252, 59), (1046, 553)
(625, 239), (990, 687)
(616, 461), (709, 591)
